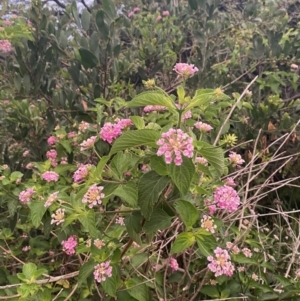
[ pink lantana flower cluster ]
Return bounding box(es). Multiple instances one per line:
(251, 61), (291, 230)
(157, 128), (194, 166)
(19, 188), (35, 203)
(47, 135), (58, 146)
(207, 247), (235, 277)
(173, 63), (199, 79)
(42, 171), (59, 182)
(44, 191), (59, 208)
(46, 149), (58, 167)
(201, 215), (217, 234)
(195, 121), (213, 132)
(195, 156), (208, 166)
(51, 208), (65, 225)
(144, 105), (167, 113)
(0, 40), (12, 52)
(229, 152), (245, 167)
(73, 164), (94, 183)
(169, 258), (179, 272)
(213, 185), (240, 212)
(80, 136), (97, 151)
(62, 236), (78, 255)
(100, 119), (132, 144)
(94, 261), (113, 283)
(223, 177), (236, 187)
(82, 184), (105, 208)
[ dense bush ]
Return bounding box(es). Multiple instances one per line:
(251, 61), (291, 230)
(1, 0), (300, 300)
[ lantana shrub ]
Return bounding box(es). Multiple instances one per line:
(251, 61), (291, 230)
(1, 64), (300, 301)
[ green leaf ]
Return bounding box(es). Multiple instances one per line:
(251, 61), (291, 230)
(79, 48), (99, 69)
(96, 10), (109, 39)
(138, 171), (170, 220)
(195, 232), (217, 257)
(113, 182), (138, 207)
(81, 8), (91, 31)
(130, 116), (145, 129)
(188, 0), (198, 10)
(78, 260), (95, 286)
(127, 91), (176, 111)
(78, 211), (99, 238)
(231, 254), (258, 265)
(167, 157), (195, 196)
(109, 130), (161, 155)
(110, 152), (132, 179)
(101, 272), (117, 297)
(10, 171), (23, 182)
(200, 285), (220, 298)
(150, 156), (168, 176)
(28, 201), (47, 228)
(125, 212), (143, 245)
(71, 0), (81, 27)
(22, 263), (37, 279)
(170, 232), (195, 254)
(174, 200), (199, 230)
(143, 209), (173, 234)
(23, 74), (31, 93)
(59, 140), (72, 154)
(103, 0), (116, 19)
(126, 278), (149, 301)
(197, 143), (224, 177)
(259, 292), (279, 300)
(92, 156), (109, 181)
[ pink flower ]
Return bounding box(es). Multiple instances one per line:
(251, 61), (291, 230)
(3, 100), (9, 105)
(42, 171), (59, 182)
(226, 242), (240, 255)
(3, 20), (12, 26)
(133, 7), (140, 12)
(157, 128), (194, 166)
(195, 156), (208, 166)
(23, 150), (30, 157)
(144, 105), (167, 112)
(201, 215), (217, 233)
(207, 247), (235, 277)
(100, 122), (122, 144)
(213, 185), (240, 212)
(94, 261), (113, 283)
(82, 185), (105, 208)
(141, 164), (149, 171)
(19, 188), (35, 203)
(26, 163), (34, 169)
(47, 136), (58, 146)
(45, 191), (59, 207)
(67, 132), (76, 139)
(195, 122), (213, 132)
(78, 121), (90, 132)
(60, 157), (68, 165)
(94, 239), (105, 249)
(224, 177), (236, 187)
(229, 152), (245, 167)
(22, 246), (31, 252)
(175, 104), (192, 121)
(128, 11), (134, 18)
(156, 15), (162, 21)
(73, 164), (94, 183)
(173, 63), (199, 79)
(0, 40), (12, 52)
(62, 236), (78, 255)
(242, 248), (252, 258)
(169, 258), (179, 272)
(46, 149), (57, 160)
(80, 136), (97, 151)
(162, 10), (170, 16)
(115, 217), (125, 226)
(117, 119), (133, 129)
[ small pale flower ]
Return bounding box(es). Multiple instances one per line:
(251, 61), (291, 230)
(80, 136), (97, 151)
(45, 191), (59, 207)
(224, 177), (236, 187)
(195, 156), (208, 166)
(162, 10), (170, 16)
(173, 63), (199, 79)
(82, 185), (105, 208)
(22, 246), (31, 252)
(128, 11), (134, 18)
(201, 215), (217, 234)
(94, 261), (113, 283)
(157, 128), (194, 166)
(195, 121), (213, 132)
(115, 217), (125, 226)
(169, 258), (179, 272)
(94, 239), (105, 249)
(156, 15), (162, 21)
(144, 105), (167, 112)
(226, 242), (240, 255)
(238, 266), (245, 272)
(253, 248), (259, 253)
(229, 152), (245, 167)
(133, 7), (140, 12)
(78, 121), (90, 132)
(251, 273), (259, 281)
(51, 208), (65, 225)
(242, 248), (252, 258)
(23, 150), (30, 157)
(73, 164), (94, 183)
